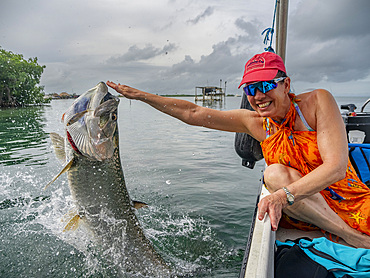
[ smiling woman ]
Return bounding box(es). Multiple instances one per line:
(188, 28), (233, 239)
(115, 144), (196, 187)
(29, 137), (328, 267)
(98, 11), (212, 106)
(107, 51), (370, 249)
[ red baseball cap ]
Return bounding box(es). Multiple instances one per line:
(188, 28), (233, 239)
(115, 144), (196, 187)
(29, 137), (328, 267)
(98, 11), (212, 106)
(238, 52), (286, 88)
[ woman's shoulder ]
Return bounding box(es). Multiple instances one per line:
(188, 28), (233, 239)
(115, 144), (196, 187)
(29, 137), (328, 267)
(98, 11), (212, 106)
(296, 89), (335, 109)
(295, 89), (336, 130)
(296, 89), (332, 101)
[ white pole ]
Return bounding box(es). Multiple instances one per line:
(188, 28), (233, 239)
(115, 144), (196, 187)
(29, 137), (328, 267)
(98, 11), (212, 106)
(276, 0), (289, 63)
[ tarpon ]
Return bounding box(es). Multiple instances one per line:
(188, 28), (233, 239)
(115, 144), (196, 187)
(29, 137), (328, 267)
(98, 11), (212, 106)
(46, 82), (172, 277)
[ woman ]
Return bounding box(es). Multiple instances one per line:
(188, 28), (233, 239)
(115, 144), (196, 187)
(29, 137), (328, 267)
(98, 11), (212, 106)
(107, 52), (370, 248)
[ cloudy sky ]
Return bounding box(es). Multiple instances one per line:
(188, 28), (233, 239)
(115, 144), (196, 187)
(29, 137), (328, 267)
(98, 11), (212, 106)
(1, 0), (370, 97)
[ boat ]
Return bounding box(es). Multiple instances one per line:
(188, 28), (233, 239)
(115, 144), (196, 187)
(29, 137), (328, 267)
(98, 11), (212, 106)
(237, 98), (370, 278)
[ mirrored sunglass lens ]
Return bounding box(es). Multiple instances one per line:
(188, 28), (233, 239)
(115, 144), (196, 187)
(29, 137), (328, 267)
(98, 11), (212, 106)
(243, 85), (254, 96)
(243, 80), (278, 96)
(263, 81), (277, 92)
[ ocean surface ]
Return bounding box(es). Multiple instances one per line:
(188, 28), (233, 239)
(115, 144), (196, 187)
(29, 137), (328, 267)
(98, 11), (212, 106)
(0, 93), (368, 277)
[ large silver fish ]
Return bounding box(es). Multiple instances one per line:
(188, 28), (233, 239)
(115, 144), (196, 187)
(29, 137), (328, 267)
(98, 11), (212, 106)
(47, 82), (172, 277)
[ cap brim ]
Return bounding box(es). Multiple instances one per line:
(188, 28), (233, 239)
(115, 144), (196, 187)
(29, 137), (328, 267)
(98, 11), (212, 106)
(238, 69), (278, 88)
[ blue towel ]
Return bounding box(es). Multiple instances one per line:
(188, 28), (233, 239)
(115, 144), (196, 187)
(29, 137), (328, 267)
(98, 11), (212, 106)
(276, 237), (370, 278)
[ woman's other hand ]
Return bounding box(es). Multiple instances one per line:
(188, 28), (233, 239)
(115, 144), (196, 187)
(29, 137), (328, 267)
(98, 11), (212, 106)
(257, 189), (287, 231)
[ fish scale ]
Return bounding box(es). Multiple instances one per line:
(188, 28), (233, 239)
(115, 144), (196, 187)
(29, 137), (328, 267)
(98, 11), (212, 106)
(67, 148), (169, 276)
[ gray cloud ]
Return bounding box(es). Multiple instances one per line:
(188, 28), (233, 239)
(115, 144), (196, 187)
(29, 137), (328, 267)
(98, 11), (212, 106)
(287, 0), (370, 84)
(290, 0), (370, 40)
(187, 7), (214, 25)
(140, 17), (266, 94)
(137, 36), (259, 94)
(2, 0), (370, 96)
(107, 43), (177, 64)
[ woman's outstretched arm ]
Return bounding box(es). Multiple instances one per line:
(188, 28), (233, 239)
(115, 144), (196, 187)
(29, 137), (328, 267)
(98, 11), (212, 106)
(107, 81), (264, 137)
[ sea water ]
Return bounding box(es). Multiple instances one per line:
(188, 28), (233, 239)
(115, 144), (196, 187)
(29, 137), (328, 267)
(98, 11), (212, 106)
(0, 94), (368, 277)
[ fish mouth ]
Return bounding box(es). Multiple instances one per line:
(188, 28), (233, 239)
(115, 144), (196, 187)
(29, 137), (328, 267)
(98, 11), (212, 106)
(63, 82), (120, 161)
(89, 82), (117, 110)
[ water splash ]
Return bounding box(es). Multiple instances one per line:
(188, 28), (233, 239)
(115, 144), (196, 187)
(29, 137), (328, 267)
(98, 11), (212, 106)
(137, 205), (229, 277)
(0, 163), (238, 277)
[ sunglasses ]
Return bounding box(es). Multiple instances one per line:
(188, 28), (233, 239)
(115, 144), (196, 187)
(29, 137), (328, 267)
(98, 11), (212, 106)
(243, 77), (286, 96)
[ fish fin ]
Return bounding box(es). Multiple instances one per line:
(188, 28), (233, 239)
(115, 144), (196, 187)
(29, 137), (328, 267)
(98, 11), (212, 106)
(66, 110), (92, 126)
(62, 214), (81, 232)
(44, 159), (74, 190)
(133, 200), (148, 209)
(61, 208), (78, 222)
(50, 132), (66, 163)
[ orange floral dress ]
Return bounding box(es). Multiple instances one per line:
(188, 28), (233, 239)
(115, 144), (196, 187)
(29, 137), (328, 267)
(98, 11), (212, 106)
(261, 94), (370, 235)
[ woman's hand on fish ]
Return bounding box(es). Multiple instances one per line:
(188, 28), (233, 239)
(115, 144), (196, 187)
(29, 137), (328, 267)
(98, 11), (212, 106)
(107, 81), (144, 100)
(257, 189), (287, 231)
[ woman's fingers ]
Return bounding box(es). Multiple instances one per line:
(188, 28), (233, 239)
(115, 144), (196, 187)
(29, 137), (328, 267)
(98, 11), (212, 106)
(257, 193), (284, 231)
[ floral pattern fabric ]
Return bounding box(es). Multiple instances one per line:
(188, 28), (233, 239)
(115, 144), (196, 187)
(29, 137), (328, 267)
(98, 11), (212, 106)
(261, 94), (370, 235)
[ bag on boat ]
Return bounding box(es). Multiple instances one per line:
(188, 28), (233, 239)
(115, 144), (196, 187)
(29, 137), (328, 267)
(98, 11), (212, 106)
(348, 143), (370, 186)
(275, 239), (333, 278)
(275, 237), (370, 278)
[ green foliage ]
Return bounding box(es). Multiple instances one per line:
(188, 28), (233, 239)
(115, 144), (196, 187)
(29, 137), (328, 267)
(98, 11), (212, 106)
(0, 47), (47, 107)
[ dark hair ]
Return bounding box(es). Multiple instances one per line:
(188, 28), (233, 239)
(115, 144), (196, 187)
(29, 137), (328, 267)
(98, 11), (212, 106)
(275, 70), (287, 79)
